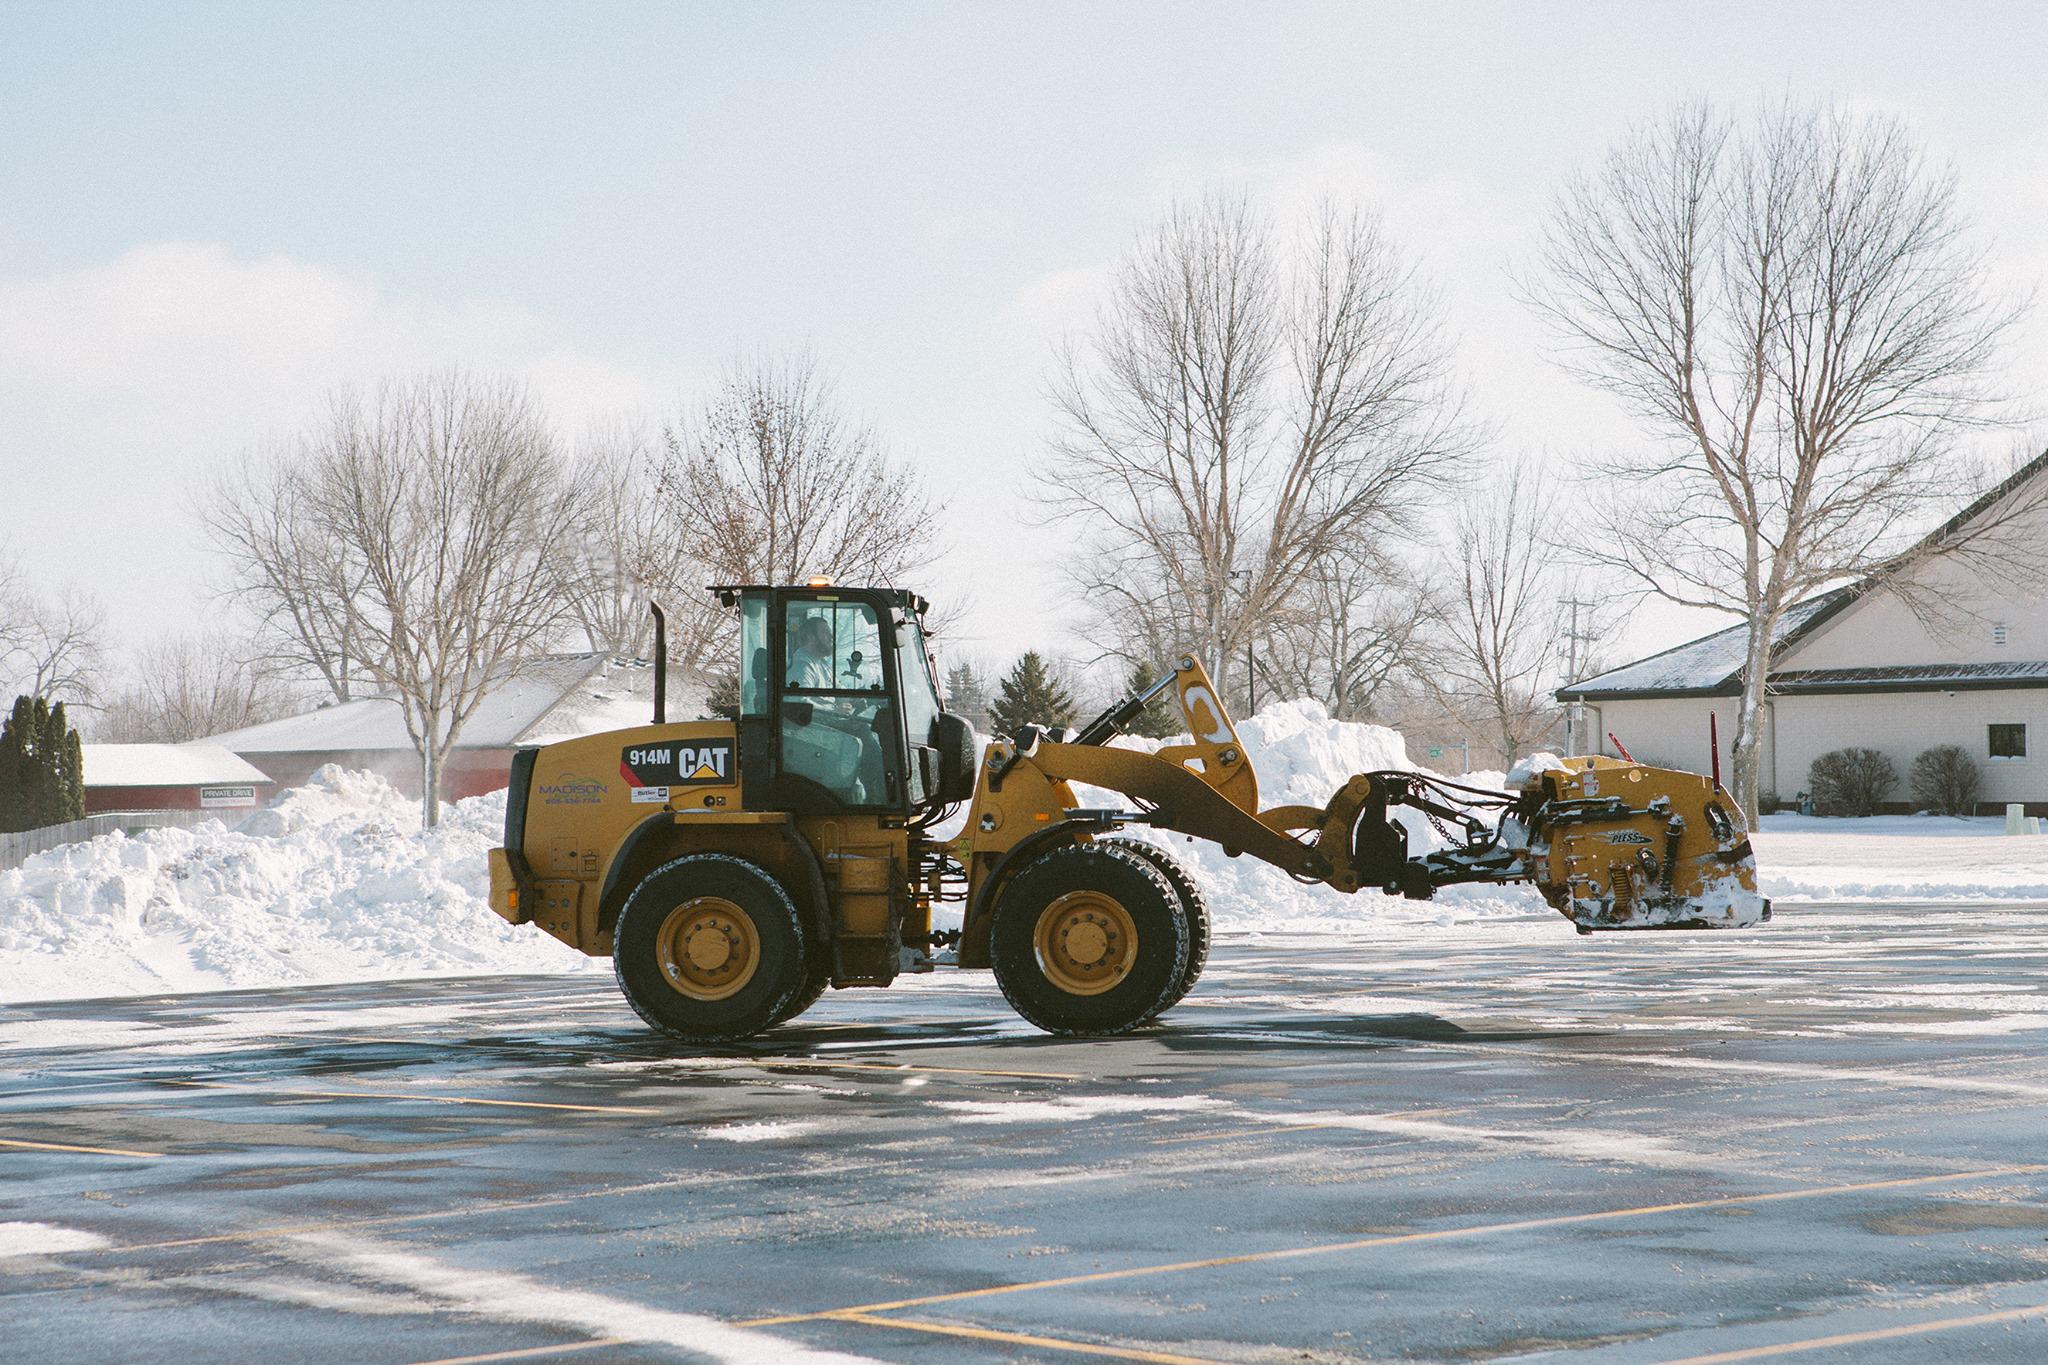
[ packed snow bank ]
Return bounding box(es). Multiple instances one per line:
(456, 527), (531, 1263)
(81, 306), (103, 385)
(0, 766), (597, 1003)
(1753, 813), (2048, 902)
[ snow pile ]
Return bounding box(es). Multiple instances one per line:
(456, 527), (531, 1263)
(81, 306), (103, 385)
(0, 766), (594, 1003)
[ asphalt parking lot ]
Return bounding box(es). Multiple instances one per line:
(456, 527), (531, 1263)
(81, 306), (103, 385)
(5, 901), (2048, 1363)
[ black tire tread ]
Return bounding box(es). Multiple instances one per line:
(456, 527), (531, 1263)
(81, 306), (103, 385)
(612, 852), (805, 1043)
(989, 841), (1188, 1037)
(1100, 835), (1210, 1014)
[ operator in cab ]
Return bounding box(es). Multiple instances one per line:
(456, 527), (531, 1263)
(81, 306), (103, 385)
(788, 615), (836, 689)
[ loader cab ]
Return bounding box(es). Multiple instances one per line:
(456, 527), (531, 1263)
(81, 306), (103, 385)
(718, 583), (973, 819)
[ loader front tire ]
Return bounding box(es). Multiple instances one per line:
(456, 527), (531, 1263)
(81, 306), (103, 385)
(772, 957), (833, 1026)
(613, 853), (806, 1042)
(1101, 836), (1210, 1015)
(990, 843), (1188, 1036)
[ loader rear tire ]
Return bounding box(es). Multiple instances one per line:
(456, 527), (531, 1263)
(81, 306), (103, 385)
(613, 853), (807, 1042)
(1101, 836), (1209, 1015)
(990, 842), (1188, 1036)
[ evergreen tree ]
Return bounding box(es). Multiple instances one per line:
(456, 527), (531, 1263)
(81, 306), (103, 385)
(1124, 660), (1180, 739)
(0, 695), (84, 831)
(27, 695), (54, 829)
(61, 718), (86, 823)
(989, 652), (1078, 737)
(944, 662), (989, 730)
(703, 668), (741, 721)
(0, 696), (25, 833)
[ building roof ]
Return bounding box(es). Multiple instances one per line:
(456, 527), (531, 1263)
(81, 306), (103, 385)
(1559, 448), (2048, 702)
(83, 743), (275, 789)
(206, 655), (688, 755)
(1767, 660), (2048, 695)
(1558, 588), (1859, 700)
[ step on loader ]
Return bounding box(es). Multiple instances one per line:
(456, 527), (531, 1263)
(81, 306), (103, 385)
(487, 582), (1768, 1040)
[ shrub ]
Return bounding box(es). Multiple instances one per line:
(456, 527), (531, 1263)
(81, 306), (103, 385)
(1909, 744), (1981, 817)
(1807, 747), (1897, 817)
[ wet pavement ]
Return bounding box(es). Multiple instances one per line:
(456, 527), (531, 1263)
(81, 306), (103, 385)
(4, 900), (2048, 1363)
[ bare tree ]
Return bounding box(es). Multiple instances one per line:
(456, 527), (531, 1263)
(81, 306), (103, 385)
(0, 544), (21, 665)
(1260, 545), (1436, 721)
(551, 420), (726, 677)
(99, 630), (298, 742)
(657, 351), (944, 590)
(302, 372), (592, 826)
(199, 443), (372, 703)
(1044, 193), (1480, 708)
(1431, 464), (1574, 764)
(1525, 101), (2029, 817)
(0, 576), (106, 706)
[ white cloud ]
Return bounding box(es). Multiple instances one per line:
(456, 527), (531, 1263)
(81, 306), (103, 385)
(0, 242), (675, 438)
(0, 243), (693, 656)
(1001, 262), (1111, 345)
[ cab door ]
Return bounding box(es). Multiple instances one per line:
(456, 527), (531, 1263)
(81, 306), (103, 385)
(739, 589), (910, 815)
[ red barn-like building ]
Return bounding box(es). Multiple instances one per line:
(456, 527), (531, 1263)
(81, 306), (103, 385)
(205, 655), (707, 801)
(81, 744), (276, 814)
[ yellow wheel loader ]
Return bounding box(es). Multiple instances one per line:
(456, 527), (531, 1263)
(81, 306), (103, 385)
(486, 583), (1768, 1040)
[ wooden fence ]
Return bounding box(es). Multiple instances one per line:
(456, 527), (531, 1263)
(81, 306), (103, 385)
(0, 810), (223, 872)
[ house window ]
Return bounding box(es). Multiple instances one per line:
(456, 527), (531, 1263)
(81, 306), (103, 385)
(1993, 621), (2008, 648)
(1988, 723), (2027, 760)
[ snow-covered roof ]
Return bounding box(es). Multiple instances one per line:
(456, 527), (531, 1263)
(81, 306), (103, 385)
(83, 743), (275, 789)
(204, 655), (703, 754)
(1558, 588), (1858, 700)
(1769, 659), (2048, 693)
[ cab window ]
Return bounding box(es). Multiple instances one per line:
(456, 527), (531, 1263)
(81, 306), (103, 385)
(738, 594), (770, 717)
(781, 599), (895, 806)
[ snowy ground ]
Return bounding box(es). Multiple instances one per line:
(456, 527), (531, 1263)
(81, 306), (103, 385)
(2, 702), (2041, 1004)
(1754, 812), (2048, 901)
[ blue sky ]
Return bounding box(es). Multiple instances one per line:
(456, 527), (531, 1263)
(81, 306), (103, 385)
(4, 1), (2045, 674)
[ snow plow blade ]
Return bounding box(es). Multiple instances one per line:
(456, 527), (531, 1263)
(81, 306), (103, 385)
(1516, 759), (1768, 932)
(1308, 756), (1767, 933)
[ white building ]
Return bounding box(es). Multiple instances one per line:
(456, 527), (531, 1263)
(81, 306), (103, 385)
(1559, 453), (2048, 813)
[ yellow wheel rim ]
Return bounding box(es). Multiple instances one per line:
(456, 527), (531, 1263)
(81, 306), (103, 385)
(654, 896), (760, 1001)
(1034, 890), (1138, 996)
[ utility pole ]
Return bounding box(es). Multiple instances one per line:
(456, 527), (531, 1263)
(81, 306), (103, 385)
(1560, 595), (1597, 754)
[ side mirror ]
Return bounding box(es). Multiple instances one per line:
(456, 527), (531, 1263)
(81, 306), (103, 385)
(932, 713), (977, 804)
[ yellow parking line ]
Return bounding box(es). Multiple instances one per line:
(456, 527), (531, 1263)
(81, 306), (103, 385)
(0, 1135), (162, 1158)
(1661, 1301), (2048, 1361)
(407, 1339), (634, 1365)
(740, 1164), (2048, 1326)
(840, 1312), (1223, 1363)
(160, 1079), (660, 1116)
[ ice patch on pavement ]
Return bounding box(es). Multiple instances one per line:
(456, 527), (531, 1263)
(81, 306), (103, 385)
(702, 1121), (815, 1142)
(284, 1231), (877, 1363)
(930, 1095), (1227, 1124)
(0, 1222), (107, 1259)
